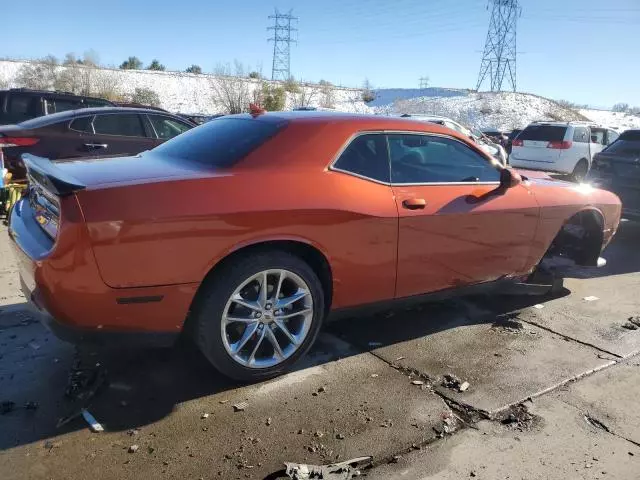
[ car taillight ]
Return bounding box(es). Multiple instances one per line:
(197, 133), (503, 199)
(512, 139), (523, 147)
(0, 137), (40, 147)
(547, 140), (572, 149)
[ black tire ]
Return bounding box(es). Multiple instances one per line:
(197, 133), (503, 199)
(192, 250), (325, 382)
(570, 159), (589, 182)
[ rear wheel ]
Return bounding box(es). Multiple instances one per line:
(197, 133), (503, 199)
(570, 159), (589, 182)
(192, 251), (325, 382)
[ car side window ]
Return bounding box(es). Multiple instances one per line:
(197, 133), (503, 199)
(333, 134), (390, 183)
(93, 114), (147, 137)
(5, 94), (39, 123)
(388, 134), (500, 184)
(69, 116), (94, 133)
(148, 115), (193, 140)
(572, 127), (589, 143)
(590, 128), (606, 145)
(606, 130), (619, 145)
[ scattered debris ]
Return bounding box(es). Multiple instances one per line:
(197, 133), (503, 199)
(219, 399), (229, 404)
(501, 404), (537, 432)
(583, 296), (599, 302)
(284, 457), (372, 480)
(318, 386), (327, 393)
(127, 429), (139, 436)
(297, 429), (304, 434)
(201, 413), (210, 419)
(584, 414), (611, 433)
(65, 358), (107, 403)
(390, 456), (401, 464)
(370, 374), (379, 378)
(411, 380), (424, 386)
(314, 431), (323, 438)
(1, 401), (15, 414)
(395, 356), (405, 361)
(28, 341), (41, 350)
(368, 342), (382, 347)
(233, 402), (248, 412)
(379, 419), (393, 428)
(82, 409), (104, 433)
(266, 417), (272, 426)
(336, 433), (345, 440)
(492, 316), (525, 334)
(533, 304), (545, 309)
(128, 445), (139, 453)
(441, 374), (470, 392)
(44, 440), (61, 450)
(24, 401), (39, 410)
(623, 317), (640, 330)
(470, 471), (477, 477)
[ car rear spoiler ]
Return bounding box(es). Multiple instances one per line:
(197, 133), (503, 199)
(21, 153), (85, 196)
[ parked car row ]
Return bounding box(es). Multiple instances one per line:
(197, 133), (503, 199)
(509, 121), (619, 181)
(0, 107), (196, 180)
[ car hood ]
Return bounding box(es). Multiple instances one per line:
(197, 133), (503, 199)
(54, 151), (225, 189)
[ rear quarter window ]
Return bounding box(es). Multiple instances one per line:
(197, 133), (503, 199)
(152, 117), (287, 167)
(519, 125), (567, 142)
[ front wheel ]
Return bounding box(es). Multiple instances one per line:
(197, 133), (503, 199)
(192, 251), (325, 382)
(570, 159), (589, 183)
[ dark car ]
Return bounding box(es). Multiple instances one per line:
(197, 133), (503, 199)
(587, 129), (640, 220)
(0, 88), (113, 125)
(0, 107), (196, 180)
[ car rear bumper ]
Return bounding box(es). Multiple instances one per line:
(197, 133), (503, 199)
(8, 196), (197, 346)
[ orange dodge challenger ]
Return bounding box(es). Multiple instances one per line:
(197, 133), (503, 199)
(8, 112), (621, 381)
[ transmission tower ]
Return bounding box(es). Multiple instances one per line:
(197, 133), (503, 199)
(419, 77), (429, 89)
(268, 9), (298, 81)
(476, 0), (521, 92)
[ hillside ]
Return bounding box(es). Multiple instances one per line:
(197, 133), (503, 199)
(0, 60), (371, 114)
(374, 91), (588, 131)
(579, 109), (640, 131)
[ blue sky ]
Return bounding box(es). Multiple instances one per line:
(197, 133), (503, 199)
(1, 0), (639, 107)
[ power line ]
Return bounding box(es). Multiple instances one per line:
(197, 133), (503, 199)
(476, 0), (521, 92)
(268, 9), (298, 81)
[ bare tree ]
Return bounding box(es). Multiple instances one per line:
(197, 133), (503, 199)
(292, 82), (320, 108)
(14, 55), (59, 90)
(92, 70), (122, 100)
(209, 61), (254, 114)
(55, 63), (91, 95)
(319, 80), (336, 108)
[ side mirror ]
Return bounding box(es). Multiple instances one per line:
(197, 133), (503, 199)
(500, 168), (522, 189)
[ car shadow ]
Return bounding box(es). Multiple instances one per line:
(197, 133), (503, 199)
(0, 218), (637, 452)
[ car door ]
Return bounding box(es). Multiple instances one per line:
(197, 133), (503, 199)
(388, 132), (539, 298)
(82, 112), (156, 157)
(589, 127), (608, 159)
(146, 114), (194, 147)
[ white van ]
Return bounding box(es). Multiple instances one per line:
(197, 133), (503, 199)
(510, 122), (619, 181)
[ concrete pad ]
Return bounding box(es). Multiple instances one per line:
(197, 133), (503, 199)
(368, 395), (640, 480)
(555, 361), (640, 445)
(474, 221), (640, 359)
(330, 300), (612, 414)
(0, 332), (448, 480)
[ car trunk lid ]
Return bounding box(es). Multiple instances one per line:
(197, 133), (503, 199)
(511, 125), (567, 163)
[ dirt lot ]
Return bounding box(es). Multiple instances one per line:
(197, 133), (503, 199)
(1, 221), (640, 480)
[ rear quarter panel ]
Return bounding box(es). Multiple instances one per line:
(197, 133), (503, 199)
(76, 122), (400, 309)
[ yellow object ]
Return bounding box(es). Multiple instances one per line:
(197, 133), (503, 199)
(1, 183), (27, 215)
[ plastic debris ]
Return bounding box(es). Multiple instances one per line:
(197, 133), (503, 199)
(459, 381), (470, 392)
(411, 380), (425, 386)
(201, 413), (210, 419)
(533, 304), (545, 309)
(284, 456), (372, 480)
(81, 409), (104, 432)
(266, 417), (272, 426)
(128, 444), (139, 453)
(370, 374), (379, 378)
(232, 401), (248, 412)
(583, 296), (599, 302)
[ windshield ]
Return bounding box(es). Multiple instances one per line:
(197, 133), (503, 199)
(153, 117), (287, 167)
(519, 125), (567, 142)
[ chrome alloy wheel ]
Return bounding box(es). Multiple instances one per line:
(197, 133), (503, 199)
(221, 269), (314, 368)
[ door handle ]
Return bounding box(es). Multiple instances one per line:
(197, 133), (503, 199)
(402, 198), (426, 210)
(84, 143), (108, 150)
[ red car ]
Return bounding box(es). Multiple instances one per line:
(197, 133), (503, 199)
(8, 112), (621, 381)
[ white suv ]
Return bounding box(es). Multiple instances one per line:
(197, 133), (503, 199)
(510, 122), (619, 181)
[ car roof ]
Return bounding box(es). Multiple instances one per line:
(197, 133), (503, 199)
(220, 112), (477, 142)
(2, 88), (112, 102)
(17, 107), (191, 128)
